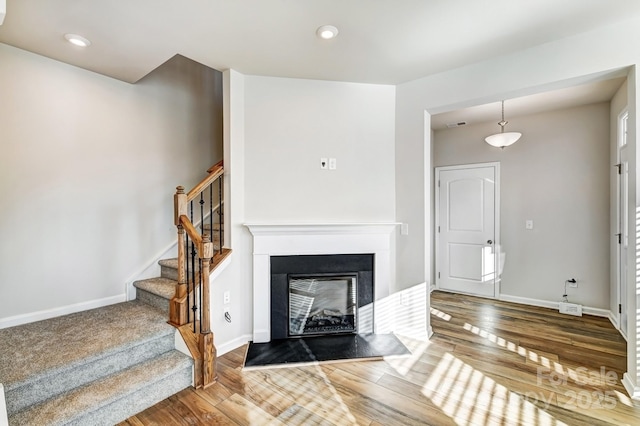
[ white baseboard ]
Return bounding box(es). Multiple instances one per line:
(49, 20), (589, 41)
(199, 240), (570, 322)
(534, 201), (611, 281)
(622, 373), (640, 400)
(0, 383), (7, 426)
(0, 294), (126, 329)
(498, 294), (610, 318)
(217, 334), (251, 357)
(608, 311), (620, 329)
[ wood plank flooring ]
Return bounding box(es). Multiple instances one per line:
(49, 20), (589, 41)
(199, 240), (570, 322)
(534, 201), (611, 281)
(119, 291), (640, 425)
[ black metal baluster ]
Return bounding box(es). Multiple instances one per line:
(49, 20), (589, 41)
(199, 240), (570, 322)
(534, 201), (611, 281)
(209, 183), (213, 255)
(199, 192), (205, 237)
(184, 230), (189, 323)
(218, 175), (223, 253)
(191, 238), (197, 333)
(190, 201), (197, 332)
(198, 258), (203, 333)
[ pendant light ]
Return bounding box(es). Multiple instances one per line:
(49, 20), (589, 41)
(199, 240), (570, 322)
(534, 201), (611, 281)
(485, 100), (521, 149)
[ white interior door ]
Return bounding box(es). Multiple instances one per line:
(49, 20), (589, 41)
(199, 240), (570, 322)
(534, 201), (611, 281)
(436, 163), (499, 298)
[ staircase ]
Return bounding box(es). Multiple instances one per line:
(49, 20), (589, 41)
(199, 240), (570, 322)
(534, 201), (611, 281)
(0, 161), (229, 425)
(0, 295), (193, 425)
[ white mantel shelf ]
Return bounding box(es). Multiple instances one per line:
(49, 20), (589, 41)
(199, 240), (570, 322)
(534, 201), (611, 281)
(245, 222), (401, 234)
(245, 222), (399, 343)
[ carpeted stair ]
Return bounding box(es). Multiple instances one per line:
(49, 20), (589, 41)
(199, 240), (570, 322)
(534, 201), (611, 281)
(133, 258), (186, 314)
(0, 260), (194, 426)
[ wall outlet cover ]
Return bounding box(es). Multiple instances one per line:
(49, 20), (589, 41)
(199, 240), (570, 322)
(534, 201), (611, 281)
(559, 302), (582, 317)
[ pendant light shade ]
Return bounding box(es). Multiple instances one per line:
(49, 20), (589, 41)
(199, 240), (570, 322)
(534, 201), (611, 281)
(485, 131), (522, 148)
(485, 100), (521, 149)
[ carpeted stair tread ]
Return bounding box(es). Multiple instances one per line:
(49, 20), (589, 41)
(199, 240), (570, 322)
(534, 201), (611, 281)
(158, 258), (179, 270)
(0, 301), (173, 392)
(9, 350), (192, 426)
(133, 277), (176, 300)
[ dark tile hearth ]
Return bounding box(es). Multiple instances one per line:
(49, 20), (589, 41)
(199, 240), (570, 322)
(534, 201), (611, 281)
(243, 333), (410, 369)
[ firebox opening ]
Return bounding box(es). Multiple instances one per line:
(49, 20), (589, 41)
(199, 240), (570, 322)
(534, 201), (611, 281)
(288, 274), (357, 337)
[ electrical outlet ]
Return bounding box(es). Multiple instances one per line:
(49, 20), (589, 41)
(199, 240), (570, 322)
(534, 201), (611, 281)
(329, 158), (337, 170)
(320, 158), (328, 170)
(223, 291), (230, 304)
(568, 279), (578, 288)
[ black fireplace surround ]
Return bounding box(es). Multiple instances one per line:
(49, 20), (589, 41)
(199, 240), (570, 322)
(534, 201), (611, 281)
(270, 254), (374, 340)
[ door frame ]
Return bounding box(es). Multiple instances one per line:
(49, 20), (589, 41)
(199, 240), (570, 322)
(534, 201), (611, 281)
(615, 108), (629, 339)
(435, 162), (501, 298)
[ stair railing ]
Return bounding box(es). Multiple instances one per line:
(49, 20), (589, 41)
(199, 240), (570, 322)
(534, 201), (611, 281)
(170, 160), (224, 388)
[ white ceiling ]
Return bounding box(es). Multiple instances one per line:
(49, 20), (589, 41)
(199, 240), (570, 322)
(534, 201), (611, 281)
(1, 0), (640, 85)
(0, 1), (637, 127)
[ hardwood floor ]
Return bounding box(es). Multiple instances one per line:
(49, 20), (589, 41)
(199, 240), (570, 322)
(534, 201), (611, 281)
(120, 291), (640, 425)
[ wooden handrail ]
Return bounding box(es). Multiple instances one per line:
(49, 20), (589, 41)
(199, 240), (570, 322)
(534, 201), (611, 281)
(179, 215), (202, 248)
(170, 161), (225, 389)
(187, 161), (224, 202)
(206, 160), (223, 174)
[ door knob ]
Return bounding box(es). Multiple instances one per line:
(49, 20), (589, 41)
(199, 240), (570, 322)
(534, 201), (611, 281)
(487, 240), (493, 244)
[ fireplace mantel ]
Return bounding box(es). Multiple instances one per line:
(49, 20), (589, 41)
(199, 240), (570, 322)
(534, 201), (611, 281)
(245, 222), (399, 342)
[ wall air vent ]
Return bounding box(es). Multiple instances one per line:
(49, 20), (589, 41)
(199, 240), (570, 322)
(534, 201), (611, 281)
(446, 121), (467, 128)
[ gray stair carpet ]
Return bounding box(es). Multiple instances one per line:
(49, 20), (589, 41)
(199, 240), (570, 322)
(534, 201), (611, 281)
(133, 276), (176, 314)
(0, 301), (193, 425)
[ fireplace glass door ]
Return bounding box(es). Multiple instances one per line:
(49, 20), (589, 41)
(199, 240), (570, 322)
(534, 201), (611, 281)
(288, 274), (357, 337)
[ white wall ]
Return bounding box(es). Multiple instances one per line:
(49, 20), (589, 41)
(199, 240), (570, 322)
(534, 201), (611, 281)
(211, 70), (254, 354)
(395, 16), (640, 398)
(0, 45), (222, 323)
(244, 76), (396, 223)
(434, 103), (611, 308)
(210, 75), (398, 352)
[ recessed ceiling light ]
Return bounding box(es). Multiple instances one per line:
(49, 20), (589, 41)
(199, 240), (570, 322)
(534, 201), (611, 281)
(64, 33), (91, 47)
(316, 25), (339, 40)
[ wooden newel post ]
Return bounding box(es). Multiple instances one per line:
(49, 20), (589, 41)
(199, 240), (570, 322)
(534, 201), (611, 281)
(174, 186), (187, 226)
(199, 233), (216, 386)
(169, 186), (189, 326)
(199, 234), (213, 334)
(169, 224), (188, 326)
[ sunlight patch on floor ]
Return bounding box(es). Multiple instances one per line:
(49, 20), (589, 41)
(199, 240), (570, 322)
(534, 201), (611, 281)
(430, 307), (452, 321)
(422, 353), (567, 426)
(386, 336), (432, 375)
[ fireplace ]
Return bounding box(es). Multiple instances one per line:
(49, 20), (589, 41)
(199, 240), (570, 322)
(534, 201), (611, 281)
(270, 254), (374, 340)
(288, 274), (357, 336)
(245, 223), (398, 343)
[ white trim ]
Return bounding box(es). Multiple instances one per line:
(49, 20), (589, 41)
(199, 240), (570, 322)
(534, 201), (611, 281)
(0, 383), (7, 426)
(622, 373), (640, 400)
(245, 222), (401, 237)
(499, 294), (610, 317)
(608, 311), (620, 331)
(245, 222), (400, 343)
(217, 334), (251, 357)
(0, 294), (126, 329)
